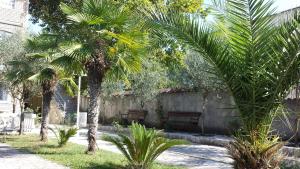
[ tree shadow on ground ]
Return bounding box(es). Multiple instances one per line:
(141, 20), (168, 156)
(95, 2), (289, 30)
(4, 137), (37, 143)
(13, 147), (38, 155)
(39, 144), (58, 149)
(86, 162), (124, 169)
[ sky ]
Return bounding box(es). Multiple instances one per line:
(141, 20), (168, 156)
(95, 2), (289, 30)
(27, 0), (300, 34)
(275, 0), (300, 12)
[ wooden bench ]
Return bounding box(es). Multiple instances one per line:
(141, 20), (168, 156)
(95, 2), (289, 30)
(163, 111), (204, 133)
(120, 110), (147, 124)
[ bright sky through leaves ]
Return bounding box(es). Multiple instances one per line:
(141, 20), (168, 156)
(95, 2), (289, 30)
(275, 0), (300, 12)
(27, 0), (300, 34)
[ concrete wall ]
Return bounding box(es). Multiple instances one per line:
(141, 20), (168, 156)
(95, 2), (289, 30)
(97, 91), (239, 134)
(272, 99), (300, 139)
(94, 91), (300, 138)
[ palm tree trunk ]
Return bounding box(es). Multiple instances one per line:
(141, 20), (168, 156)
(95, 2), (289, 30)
(40, 81), (55, 142)
(86, 56), (106, 153)
(86, 66), (103, 153)
(86, 80), (101, 153)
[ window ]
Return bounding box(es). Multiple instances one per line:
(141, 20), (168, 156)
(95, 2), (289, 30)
(0, 85), (8, 101)
(0, 0), (15, 9)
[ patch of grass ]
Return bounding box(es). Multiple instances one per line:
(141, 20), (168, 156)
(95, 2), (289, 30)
(6, 135), (184, 169)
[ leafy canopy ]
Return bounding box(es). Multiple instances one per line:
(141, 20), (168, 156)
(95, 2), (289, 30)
(28, 0), (206, 32)
(6, 36), (78, 96)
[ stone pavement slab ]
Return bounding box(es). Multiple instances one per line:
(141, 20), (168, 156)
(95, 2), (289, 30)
(0, 143), (69, 169)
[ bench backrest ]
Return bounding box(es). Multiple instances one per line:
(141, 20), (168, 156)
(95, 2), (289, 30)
(127, 110), (147, 119)
(167, 111), (201, 118)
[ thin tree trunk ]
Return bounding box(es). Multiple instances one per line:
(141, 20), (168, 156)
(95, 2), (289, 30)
(19, 84), (27, 135)
(40, 81), (55, 142)
(19, 101), (24, 135)
(12, 101), (16, 114)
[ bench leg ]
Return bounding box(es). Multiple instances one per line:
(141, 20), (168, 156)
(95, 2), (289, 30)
(201, 118), (205, 134)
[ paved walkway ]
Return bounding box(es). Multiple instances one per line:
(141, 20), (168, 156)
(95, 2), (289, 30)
(0, 143), (69, 169)
(70, 130), (234, 169)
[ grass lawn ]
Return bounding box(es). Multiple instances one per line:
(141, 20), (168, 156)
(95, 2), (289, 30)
(5, 135), (184, 169)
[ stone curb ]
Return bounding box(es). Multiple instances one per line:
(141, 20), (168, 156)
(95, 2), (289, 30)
(97, 125), (300, 159)
(98, 125), (232, 147)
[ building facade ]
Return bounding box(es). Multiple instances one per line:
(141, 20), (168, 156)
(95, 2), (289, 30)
(0, 0), (28, 36)
(0, 0), (27, 114)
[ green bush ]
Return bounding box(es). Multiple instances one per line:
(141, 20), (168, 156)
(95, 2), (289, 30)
(50, 127), (78, 147)
(281, 163), (300, 169)
(103, 122), (187, 169)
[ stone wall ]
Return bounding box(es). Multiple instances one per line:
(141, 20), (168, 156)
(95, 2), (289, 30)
(95, 91), (300, 138)
(97, 91), (239, 134)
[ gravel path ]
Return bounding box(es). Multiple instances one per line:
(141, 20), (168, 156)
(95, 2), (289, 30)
(0, 143), (69, 169)
(69, 131), (234, 169)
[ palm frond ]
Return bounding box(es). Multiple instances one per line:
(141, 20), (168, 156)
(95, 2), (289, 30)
(59, 77), (78, 96)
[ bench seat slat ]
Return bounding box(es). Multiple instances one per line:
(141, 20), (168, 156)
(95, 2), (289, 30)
(164, 111), (203, 132)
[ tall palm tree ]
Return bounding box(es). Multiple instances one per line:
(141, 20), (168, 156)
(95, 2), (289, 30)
(146, 0), (300, 168)
(7, 36), (77, 141)
(55, 0), (147, 153)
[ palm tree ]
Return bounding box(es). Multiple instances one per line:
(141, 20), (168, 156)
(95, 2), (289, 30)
(54, 0), (147, 153)
(8, 36), (77, 141)
(146, 0), (300, 168)
(103, 123), (186, 169)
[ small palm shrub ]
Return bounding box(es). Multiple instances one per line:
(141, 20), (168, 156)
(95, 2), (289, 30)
(50, 127), (78, 147)
(103, 122), (187, 169)
(228, 136), (284, 169)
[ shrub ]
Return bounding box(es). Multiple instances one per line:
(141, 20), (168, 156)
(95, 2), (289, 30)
(281, 163), (300, 169)
(227, 136), (284, 169)
(50, 126), (78, 147)
(103, 122), (187, 169)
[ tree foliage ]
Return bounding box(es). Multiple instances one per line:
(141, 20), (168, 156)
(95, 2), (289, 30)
(29, 0), (83, 32)
(28, 0), (206, 32)
(0, 34), (25, 65)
